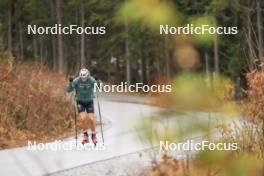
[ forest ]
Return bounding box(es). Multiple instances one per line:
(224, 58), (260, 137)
(0, 0), (262, 85)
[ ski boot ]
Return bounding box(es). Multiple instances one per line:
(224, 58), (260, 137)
(91, 133), (97, 146)
(82, 132), (89, 145)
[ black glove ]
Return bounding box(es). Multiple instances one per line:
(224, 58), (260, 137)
(69, 77), (73, 82)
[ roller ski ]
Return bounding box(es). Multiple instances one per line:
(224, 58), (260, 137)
(82, 132), (89, 145)
(92, 133), (97, 146)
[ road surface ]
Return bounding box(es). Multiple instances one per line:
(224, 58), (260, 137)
(0, 94), (235, 176)
(0, 97), (162, 176)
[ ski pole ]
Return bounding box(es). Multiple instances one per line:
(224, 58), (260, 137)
(72, 94), (78, 146)
(74, 102), (77, 146)
(96, 89), (104, 144)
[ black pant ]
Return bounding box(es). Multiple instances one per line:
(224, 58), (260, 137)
(76, 100), (94, 113)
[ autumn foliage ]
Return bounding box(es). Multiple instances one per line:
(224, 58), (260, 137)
(243, 66), (264, 122)
(0, 59), (74, 149)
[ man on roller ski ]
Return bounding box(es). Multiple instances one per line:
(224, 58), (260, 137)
(67, 68), (97, 145)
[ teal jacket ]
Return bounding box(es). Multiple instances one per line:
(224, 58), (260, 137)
(67, 76), (97, 102)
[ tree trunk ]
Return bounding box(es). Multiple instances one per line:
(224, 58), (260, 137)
(33, 36), (38, 62)
(205, 51), (209, 78)
(19, 22), (24, 60)
(52, 37), (57, 69)
(40, 37), (43, 65)
(246, 4), (255, 70)
(7, 2), (12, 53)
(164, 35), (170, 80)
(213, 34), (219, 74)
(140, 36), (147, 84)
(141, 50), (147, 84)
(157, 56), (161, 81)
(80, 0), (85, 67)
(257, 1), (263, 63)
(45, 42), (48, 66)
(51, 0), (57, 70)
(156, 39), (162, 81)
(125, 18), (131, 85)
(55, 0), (65, 74)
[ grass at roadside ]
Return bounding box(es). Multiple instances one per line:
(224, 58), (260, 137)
(0, 59), (75, 149)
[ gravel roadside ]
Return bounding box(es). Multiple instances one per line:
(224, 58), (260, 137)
(49, 149), (156, 176)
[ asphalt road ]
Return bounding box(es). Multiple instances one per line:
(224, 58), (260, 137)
(0, 94), (234, 176)
(0, 98), (161, 176)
